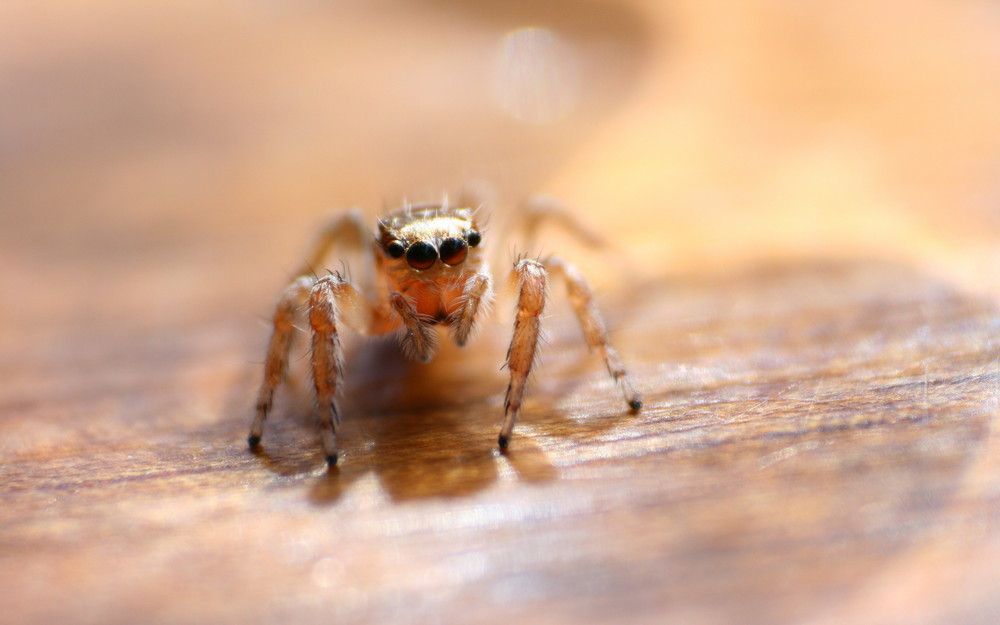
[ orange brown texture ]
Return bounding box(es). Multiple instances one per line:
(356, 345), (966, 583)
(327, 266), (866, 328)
(2, 2), (1000, 624)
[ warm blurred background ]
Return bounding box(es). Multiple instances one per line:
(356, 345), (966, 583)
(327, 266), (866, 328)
(2, 1), (1000, 624)
(3, 1), (1000, 330)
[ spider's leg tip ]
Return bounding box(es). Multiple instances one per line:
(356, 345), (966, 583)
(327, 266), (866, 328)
(629, 399), (644, 412)
(497, 434), (510, 452)
(325, 453), (339, 467)
(247, 434), (262, 449)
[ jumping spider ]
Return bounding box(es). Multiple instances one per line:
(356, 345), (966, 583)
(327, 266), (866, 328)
(248, 197), (642, 465)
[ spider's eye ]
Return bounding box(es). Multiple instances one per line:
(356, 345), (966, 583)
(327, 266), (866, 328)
(467, 230), (482, 247)
(439, 237), (468, 266)
(386, 240), (406, 258)
(406, 240), (438, 270)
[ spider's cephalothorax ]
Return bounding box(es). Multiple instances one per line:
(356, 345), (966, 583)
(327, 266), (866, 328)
(376, 204), (486, 331)
(248, 198), (642, 466)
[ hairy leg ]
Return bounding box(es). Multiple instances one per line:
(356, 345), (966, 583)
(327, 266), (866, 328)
(249, 276), (315, 449)
(499, 258), (548, 449)
(309, 273), (403, 465)
(546, 256), (642, 411)
(315, 271), (409, 465)
(251, 206), (406, 464)
(249, 272), (397, 465)
(307, 276), (345, 465)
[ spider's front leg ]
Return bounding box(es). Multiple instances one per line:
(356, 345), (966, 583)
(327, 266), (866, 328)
(307, 276), (349, 466)
(499, 259), (547, 449)
(250, 272), (394, 466)
(308, 274), (400, 465)
(498, 256), (642, 451)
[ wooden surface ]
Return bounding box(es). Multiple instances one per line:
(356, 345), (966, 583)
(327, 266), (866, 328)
(3, 2), (1000, 624)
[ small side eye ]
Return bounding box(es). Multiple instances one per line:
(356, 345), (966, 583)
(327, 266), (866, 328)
(439, 237), (468, 266)
(386, 240), (406, 258)
(406, 240), (438, 270)
(467, 230), (482, 247)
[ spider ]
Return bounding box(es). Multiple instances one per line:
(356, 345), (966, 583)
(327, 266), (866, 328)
(248, 197), (642, 466)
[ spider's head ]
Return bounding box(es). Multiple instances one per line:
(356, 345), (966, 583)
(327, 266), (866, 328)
(378, 205), (483, 272)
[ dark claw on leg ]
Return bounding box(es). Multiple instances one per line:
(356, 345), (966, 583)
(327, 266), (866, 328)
(629, 399), (643, 412)
(326, 453), (339, 467)
(247, 434), (261, 449)
(497, 434), (510, 452)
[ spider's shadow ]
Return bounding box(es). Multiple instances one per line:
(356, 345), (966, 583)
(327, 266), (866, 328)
(252, 334), (560, 505)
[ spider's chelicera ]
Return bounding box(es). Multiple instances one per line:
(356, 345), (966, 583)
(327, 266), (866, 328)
(248, 200), (642, 466)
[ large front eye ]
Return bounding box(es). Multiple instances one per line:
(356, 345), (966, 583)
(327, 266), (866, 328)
(439, 237), (468, 266)
(406, 240), (438, 269)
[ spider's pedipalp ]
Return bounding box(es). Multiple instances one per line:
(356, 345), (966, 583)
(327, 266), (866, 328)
(451, 270), (494, 346)
(390, 292), (438, 362)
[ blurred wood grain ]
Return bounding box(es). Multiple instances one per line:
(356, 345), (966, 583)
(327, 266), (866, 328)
(3, 2), (1000, 625)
